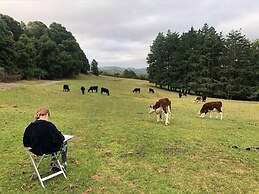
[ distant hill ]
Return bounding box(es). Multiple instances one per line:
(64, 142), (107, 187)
(99, 66), (147, 75)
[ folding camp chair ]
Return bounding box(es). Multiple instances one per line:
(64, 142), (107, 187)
(27, 149), (67, 188)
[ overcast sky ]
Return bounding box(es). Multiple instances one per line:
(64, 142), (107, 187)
(1, 0), (259, 69)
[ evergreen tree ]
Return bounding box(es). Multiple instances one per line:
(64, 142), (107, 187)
(0, 14), (22, 41)
(165, 30), (181, 91)
(250, 39), (259, 100)
(80, 54), (90, 74)
(221, 29), (253, 100)
(48, 22), (89, 78)
(25, 21), (48, 39)
(179, 27), (202, 94)
(0, 16), (15, 74)
(14, 33), (37, 79)
(147, 32), (166, 87)
(36, 34), (58, 79)
(195, 24), (224, 96)
(91, 59), (99, 76)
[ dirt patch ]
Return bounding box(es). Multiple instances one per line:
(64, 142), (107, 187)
(32, 80), (62, 86)
(0, 83), (21, 89)
(0, 80), (62, 89)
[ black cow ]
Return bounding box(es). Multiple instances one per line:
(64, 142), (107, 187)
(149, 88), (155, 93)
(202, 95), (207, 102)
(88, 86), (98, 93)
(179, 92), (182, 98)
(133, 88), (140, 93)
(63, 84), (70, 92)
(81, 86), (85, 94)
(101, 87), (110, 96)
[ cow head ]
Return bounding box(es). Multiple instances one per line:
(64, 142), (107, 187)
(149, 105), (156, 114)
(198, 110), (206, 118)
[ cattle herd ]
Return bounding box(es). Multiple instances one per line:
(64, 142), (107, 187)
(63, 84), (223, 125)
(63, 84), (110, 96)
(63, 85), (156, 96)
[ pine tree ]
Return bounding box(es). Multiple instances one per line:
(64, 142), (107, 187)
(91, 59), (99, 76)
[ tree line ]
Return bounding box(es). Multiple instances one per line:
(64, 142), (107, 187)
(147, 24), (259, 101)
(0, 14), (91, 81)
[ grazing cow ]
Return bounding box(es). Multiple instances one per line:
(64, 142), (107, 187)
(101, 87), (110, 96)
(133, 88), (140, 93)
(88, 86), (98, 93)
(194, 96), (202, 102)
(63, 84), (70, 92)
(202, 95), (207, 102)
(179, 92), (182, 98)
(198, 101), (223, 120)
(81, 86), (85, 94)
(149, 88), (155, 93)
(149, 98), (171, 125)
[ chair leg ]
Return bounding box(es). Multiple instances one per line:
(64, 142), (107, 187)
(52, 153), (67, 179)
(28, 152), (45, 188)
(30, 154), (45, 180)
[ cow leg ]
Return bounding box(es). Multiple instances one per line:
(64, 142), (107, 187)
(215, 109), (223, 120)
(220, 112), (223, 120)
(215, 110), (219, 119)
(165, 113), (169, 125)
(166, 106), (171, 124)
(156, 114), (161, 122)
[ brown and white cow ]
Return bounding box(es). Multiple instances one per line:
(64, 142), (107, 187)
(149, 98), (171, 125)
(198, 101), (223, 120)
(194, 96), (202, 103)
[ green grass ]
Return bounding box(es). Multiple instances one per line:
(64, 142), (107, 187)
(0, 75), (258, 193)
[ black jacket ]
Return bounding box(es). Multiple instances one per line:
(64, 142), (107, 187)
(23, 120), (65, 155)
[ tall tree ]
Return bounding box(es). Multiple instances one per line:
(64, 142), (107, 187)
(25, 21), (48, 39)
(147, 32), (166, 87)
(47, 22), (89, 77)
(180, 27), (202, 94)
(36, 34), (58, 79)
(0, 16), (15, 74)
(0, 14), (22, 41)
(14, 33), (37, 79)
(80, 53), (90, 74)
(250, 39), (259, 100)
(221, 29), (253, 99)
(195, 24), (224, 96)
(91, 59), (99, 76)
(165, 30), (181, 91)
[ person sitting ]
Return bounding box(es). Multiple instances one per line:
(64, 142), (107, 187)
(23, 106), (68, 171)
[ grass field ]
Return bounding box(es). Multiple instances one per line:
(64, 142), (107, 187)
(0, 75), (258, 194)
